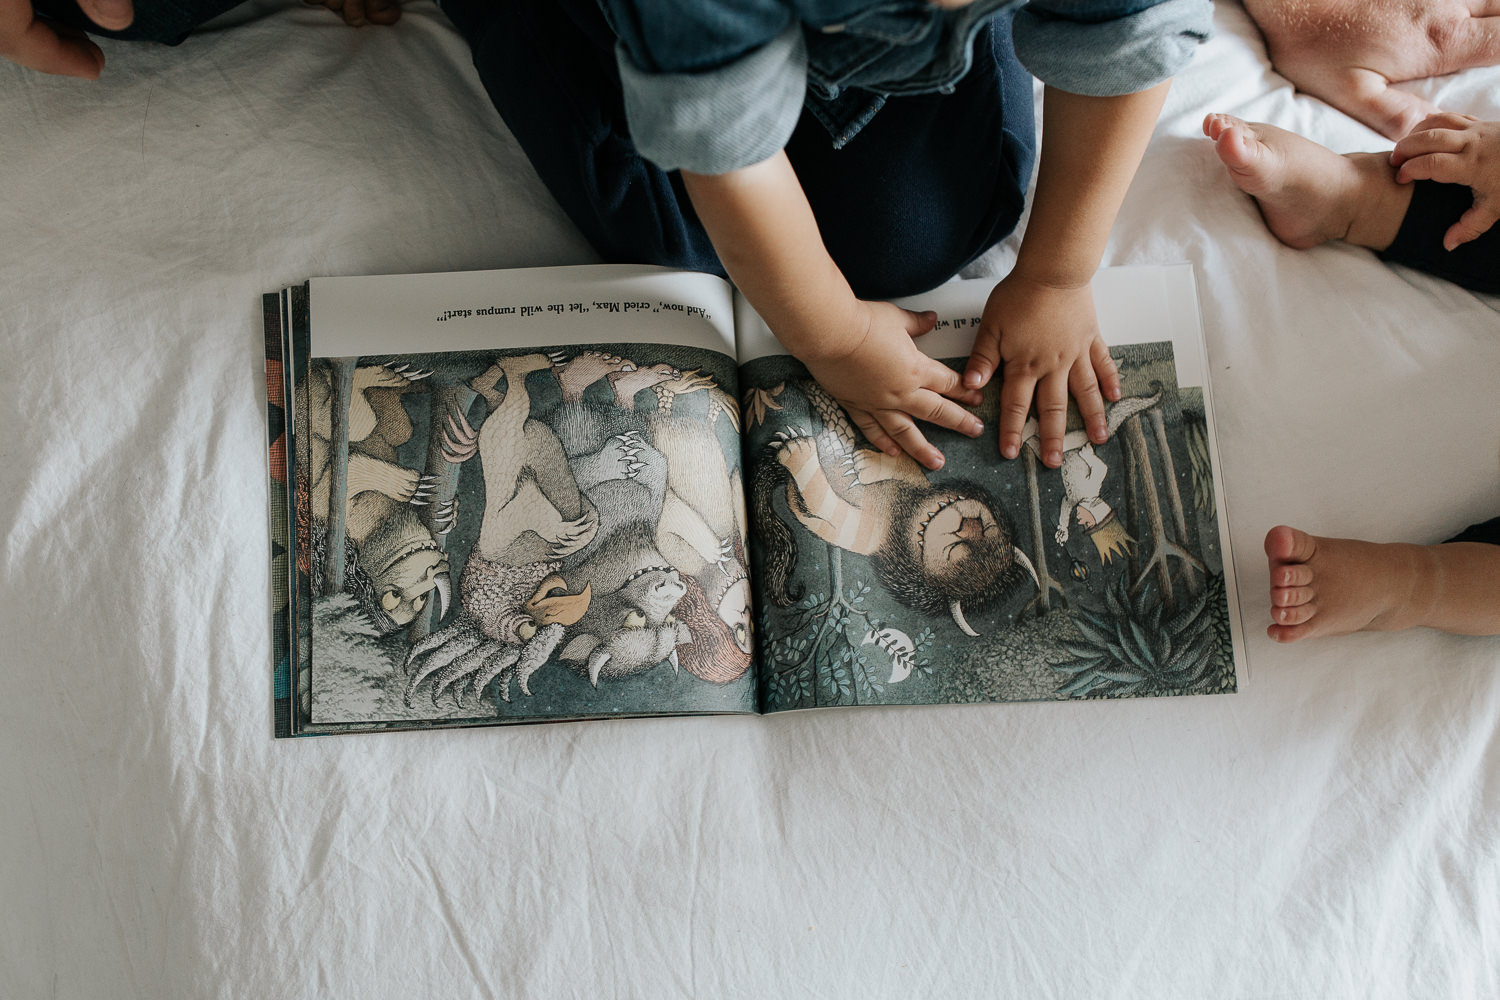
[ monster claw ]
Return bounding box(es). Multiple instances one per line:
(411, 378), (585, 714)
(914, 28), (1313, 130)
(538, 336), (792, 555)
(391, 363), (409, 373)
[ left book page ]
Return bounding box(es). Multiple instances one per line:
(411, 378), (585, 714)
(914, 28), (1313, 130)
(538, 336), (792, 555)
(266, 264), (754, 737)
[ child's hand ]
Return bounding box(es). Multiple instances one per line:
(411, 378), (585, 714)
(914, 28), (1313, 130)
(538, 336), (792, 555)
(801, 300), (985, 472)
(963, 273), (1120, 469)
(304, 0), (401, 27)
(0, 0), (131, 77)
(1389, 114), (1500, 250)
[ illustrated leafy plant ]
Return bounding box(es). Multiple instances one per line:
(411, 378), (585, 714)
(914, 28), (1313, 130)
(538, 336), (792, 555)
(1053, 572), (1224, 698)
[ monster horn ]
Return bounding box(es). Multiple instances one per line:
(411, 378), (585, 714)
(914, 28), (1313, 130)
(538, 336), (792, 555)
(668, 648), (680, 675)
(950, 599), (979, 638)
(587, 647), (611, 688)
(1014, 546), (1040, 589)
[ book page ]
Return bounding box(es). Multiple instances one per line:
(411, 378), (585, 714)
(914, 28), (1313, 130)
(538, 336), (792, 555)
(738, 264), (1245, 711)
(285, 265), (756, 733)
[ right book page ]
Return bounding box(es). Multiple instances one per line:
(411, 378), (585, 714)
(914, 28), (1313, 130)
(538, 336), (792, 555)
(736, 264), (1246, 712)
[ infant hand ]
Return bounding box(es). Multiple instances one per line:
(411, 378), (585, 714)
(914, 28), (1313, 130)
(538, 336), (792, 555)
(963, 274), (1119, 469)
(304, 0), (400, 27)
(0, 0), (131, 78)
(802, 300), (984, 472)
(1390, 113), (1500, 249)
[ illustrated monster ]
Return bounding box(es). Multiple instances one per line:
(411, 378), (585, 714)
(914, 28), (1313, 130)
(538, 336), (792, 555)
(403, 353), (597, 708)
(757, 381), (1038, 637)
(548, 352), (692, 687)
(646, 371), (753, 683)
(301, 360), (451, 636)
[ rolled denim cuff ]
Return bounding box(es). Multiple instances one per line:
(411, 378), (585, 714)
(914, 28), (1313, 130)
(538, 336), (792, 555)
(1013, 0), (1212, 97)
(618, 23), (807, 174)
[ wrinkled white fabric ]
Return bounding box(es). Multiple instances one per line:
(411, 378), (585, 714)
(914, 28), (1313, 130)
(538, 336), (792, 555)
(1, 2), (1497, 997)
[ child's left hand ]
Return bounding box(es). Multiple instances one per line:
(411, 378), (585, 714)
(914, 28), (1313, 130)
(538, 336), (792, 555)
(1389, 113), (1500, 250)
(963, 272), (1120, 469)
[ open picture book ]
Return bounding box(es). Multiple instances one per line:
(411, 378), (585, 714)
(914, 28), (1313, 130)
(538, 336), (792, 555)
(264, 263), (1245, 737)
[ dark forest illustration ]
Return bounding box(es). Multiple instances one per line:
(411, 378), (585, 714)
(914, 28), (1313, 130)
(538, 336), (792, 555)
(741, 345), (1234, 712)
(292, 343), (756, 725)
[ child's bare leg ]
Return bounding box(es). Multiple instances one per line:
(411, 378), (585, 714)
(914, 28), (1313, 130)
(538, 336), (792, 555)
(1203, 113), (1412, 251)
(1265, 525), (1500, 640)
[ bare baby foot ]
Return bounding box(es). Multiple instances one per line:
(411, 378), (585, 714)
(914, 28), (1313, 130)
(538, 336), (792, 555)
(1202, 113), (1408, 251)
(1264, 525), (1421, 641)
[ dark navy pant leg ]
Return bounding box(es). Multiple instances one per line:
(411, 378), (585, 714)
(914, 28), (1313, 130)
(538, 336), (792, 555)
(1446, 517), (1500, 546)
(785, 16), (1034, 299)
(439, 0), (725, 275)
(1377, 181), (1500, 294)
(442, 0), (1035, 298)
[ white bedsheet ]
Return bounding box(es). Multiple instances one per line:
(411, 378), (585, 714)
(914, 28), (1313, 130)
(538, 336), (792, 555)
(2, 2), (1497, 996)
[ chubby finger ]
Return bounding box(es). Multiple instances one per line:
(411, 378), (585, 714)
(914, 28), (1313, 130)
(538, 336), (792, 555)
(995, 368), (1036, 460)
(1391, 127), (1468, 169)
(1034, 373), (1069, 469)
(1396, 151), (1468, 186)
(1068, 357), (1108, 444)
(913, 390), (985, 438)
(963, 325), (1001, 390)
(1090, 339), (1120, 401)
(0, 18), (105, 77)
(848, 407), (900, 457)
(922, 357), (982, 405)
(902, 308), (938, 337)
(1444, 199), (1500, 250)
(879, 410), (944, 471)
(76, 0), (134, 31)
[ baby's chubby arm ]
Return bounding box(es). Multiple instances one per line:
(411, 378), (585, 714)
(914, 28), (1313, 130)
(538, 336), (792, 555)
(964, 82), (1170, 469)
(682, 153), (984, 472)
(1389, 113), (1500, 250)
(0, 0), (131, 77)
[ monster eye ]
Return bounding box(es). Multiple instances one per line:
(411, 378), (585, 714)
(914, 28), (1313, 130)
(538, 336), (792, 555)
(381, 590), (400, 612)
(410, 594), (426, 613)
(664, 613), (677, 626)
(735, 624), (748, 646)
(623, 610), (647, 630)
(516, 619), (538, 641)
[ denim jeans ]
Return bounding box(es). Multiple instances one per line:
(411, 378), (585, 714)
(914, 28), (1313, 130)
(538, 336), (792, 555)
(441, 0), (1037, 300)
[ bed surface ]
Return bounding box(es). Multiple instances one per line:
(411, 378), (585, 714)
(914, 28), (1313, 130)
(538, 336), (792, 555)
(2, 2), (1497, 996)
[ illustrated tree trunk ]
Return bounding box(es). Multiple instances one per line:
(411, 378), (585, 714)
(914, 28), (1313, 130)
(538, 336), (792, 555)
(1021, 447), (1065, 617)
(1119, 424), (1141, 584)
(323, 357), (357, 596)
(1123, 415), (1205, 612)
(1149, 408), (1201, 592)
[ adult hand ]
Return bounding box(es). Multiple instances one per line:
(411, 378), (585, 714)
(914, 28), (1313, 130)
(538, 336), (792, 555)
(800, 299), (984, 472)
(1242, 0), (1500, 140)
(1390, 113), (1500, 248)
(965, 273), (1119, 469)
(0, 0), (133, 78)
(303, 0), (400, 27)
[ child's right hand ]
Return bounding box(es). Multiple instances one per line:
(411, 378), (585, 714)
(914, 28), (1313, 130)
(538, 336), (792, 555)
(1390, 114), (1500, 250)
(800, 299), (984, 472)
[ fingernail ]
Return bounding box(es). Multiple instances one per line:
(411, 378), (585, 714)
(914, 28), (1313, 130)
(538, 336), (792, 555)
(1001, 443), (1017, 459)
(929, 454), (944, 470)
(1045, 449), (1061, 467)
(967, 420), (983, 437)
(964, 371), (981, 388)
